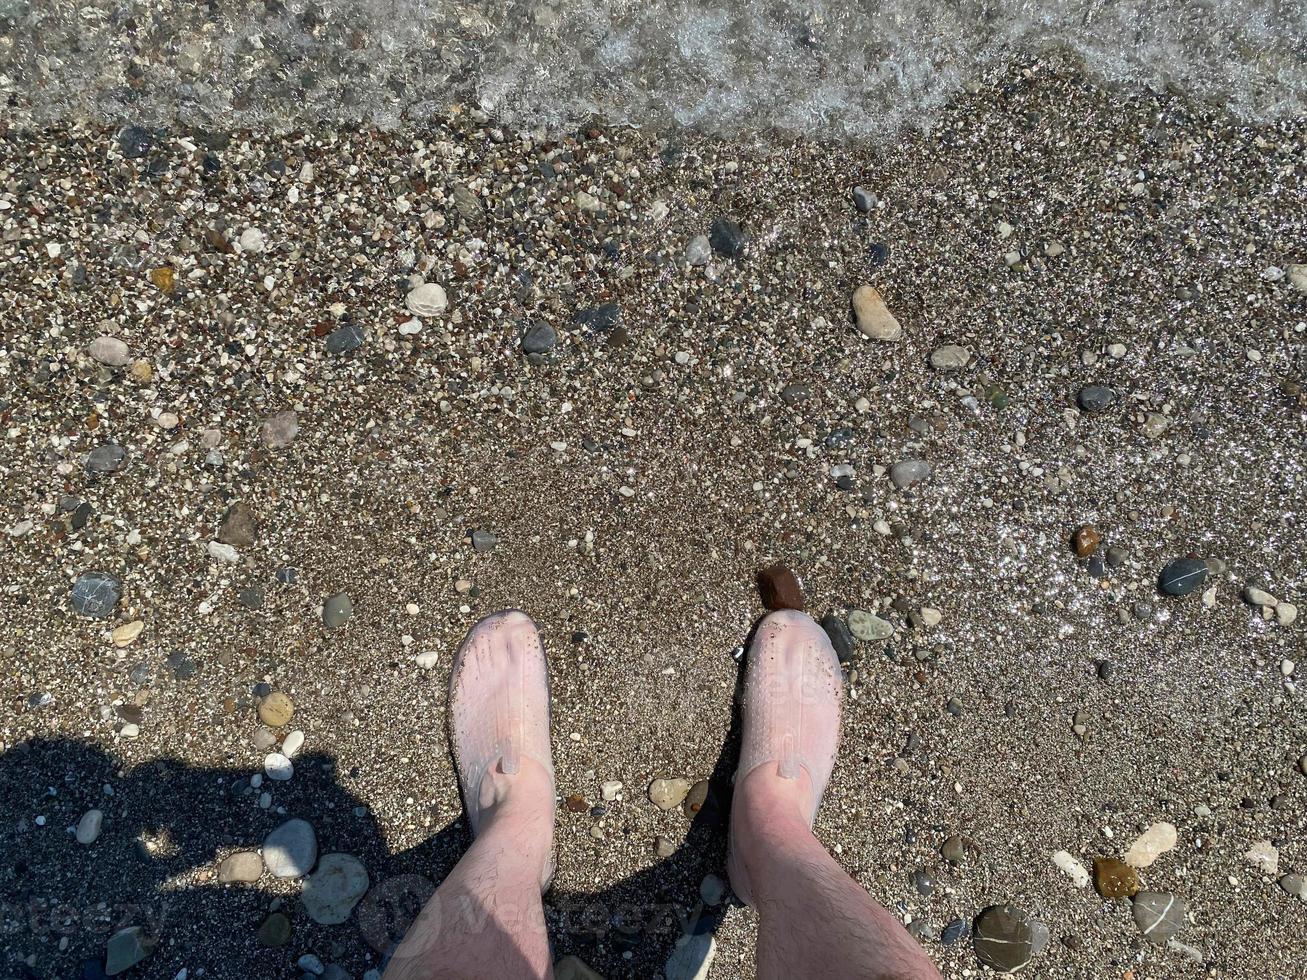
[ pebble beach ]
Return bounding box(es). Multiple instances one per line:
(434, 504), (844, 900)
(1, 39), (1306, 980)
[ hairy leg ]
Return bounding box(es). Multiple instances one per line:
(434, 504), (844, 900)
(733, 765), (941, 980)
(382, 759), (554, 980)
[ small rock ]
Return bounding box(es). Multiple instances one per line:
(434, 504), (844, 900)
(1278, 873), (1306, 899)
(554, 955), (604, 980)
(1245, 840), (1279, 875)
(648, 777), (692, 811)
(852, 186), (876, 212)
(521, 322), (557, 354)
(258, 692), (294, 727)
(851, 285), (903, 341)
(684, 235), (711, 266)
(757, 563), (804, 611)
(257, 912), (292, 947)
(1244, 585), (1278, 608)
(89, 336), (130, 367)
(406, 282), (448, 317)
(574, 302), (620, 333)
(298, 954), (326, 975)
(414, 651), (440, 669)
(1072, 525), (1102, 558)
(105, 926), (155, 975)
(71, 571), (122, 618)
(208, 541), (239, 563)
(847, 610), (893, 641)
(76, 809), (104, 845)
(708, 217), (746, 257)
(325, 323), (365, 354)
(1276, 602), (1298, 626)
(302, 853), (370, 925)
(472, 530), (499, 552)
(1093, 856), (1141, 898)
(264, 753), (294, 781)
(972, 905), (1046, 973)
(261, 410), (299, 449)
(263, 818), (317, 878)
(1076, 384), (1117, 413)
(111, 621), (144, 648)
(218, 851), (263, 883)
(237, 586), (265, 610)
(1123, 822), (1177, 869)
(940, 835), (966, 864)
(1159, 558), (1208, 596)
(654, 836), (676, 858)
(665, 932), (715, 980)
(218, 502), (258, 547)
(323, 593), (353, 628)
(889, 459), (931, 489)
(940, 919), (968, 945)
(819, 612), (855, 663)
(1132, 892), (1185, 945)
(929, 345), (970, 371)
(917, 607), (942, 628)
(117, 125), (154, 158)
(683, 779), (710, 817)
(699, 873), (727, 906)
(86, 444), (126, 475)
(281, 730), (305, 758)
(1052, 850), (1089, 888)
(600, 780), (623, 802)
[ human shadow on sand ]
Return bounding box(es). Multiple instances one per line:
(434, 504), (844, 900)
(0, 659), (747, 979)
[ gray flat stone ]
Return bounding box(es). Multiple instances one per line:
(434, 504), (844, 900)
(302, 853), (370, 925)
(86, 444), (126, 475)
(889, 459), (932, 490)
(218, 850), (263, 883)
(1132, 891), (1185, 945)
(323, 593), (353, 628)
(105, 925), (155, 975)
(263, 818), (317, 878)
(973, 904), (1044, 973)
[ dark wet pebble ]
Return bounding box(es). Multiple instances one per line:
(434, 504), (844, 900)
(1097, 660), (1115, 681)
(521, 322), (557, 354)
(1106, 545), (1129, 568)
(780, 382), (812, 405)
(824, 427), (854, 448)
(867, 242), (889, 266)
(86, 444), (126, 475)
(574, 303), (620, 333)
(820, 612), (855, 663)
(852, 186), (875, 212)
(1087, 552), (1106, 578)
(71, 501), (92, 530)
(276, 566), (300, 585)
(973, 905), (1046, 973)
(166, 650), (199, 679)
(941, 919), (968, 945)
(325, 323), (364, 354)
(1159, 558), (1207, 596)
(117, 126), (155, 159)
(1132, 892), (1185, 945)
(71, 571), (122, 618)
(238, 586), (266, 610)
(911, 869), (935, 896)
(709, 216), (747, 257)
(1076, 384), (1117, 412)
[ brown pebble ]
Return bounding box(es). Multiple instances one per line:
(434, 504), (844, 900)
(757, 563), (804, 611)
(1093, 856), (1141, 898)
(564, 794), (589, 813)
(257, 691), (294, 727)
(1072, 525), (1102, 558)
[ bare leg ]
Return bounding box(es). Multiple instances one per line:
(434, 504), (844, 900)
(382, 760), (554, 980)
(732, 765), (941, 980)
(385, 611), (556, 980)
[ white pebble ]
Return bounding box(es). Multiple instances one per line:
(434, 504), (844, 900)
(600, 780), (623, 801)
(281, 730), (305, 758)
(264, 754), (294, 781)
(239, 228), (266, 253)
(414, 651), (440, 670)
(1051, 850), (1089, 888)
(207, 541), (240, 562)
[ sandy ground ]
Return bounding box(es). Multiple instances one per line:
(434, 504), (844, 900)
(1, 58), (1306, 979)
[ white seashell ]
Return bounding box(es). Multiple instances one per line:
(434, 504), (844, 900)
(406, 282), (448, 317)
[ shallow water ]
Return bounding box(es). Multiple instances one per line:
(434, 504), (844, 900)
(2, 1), (1305, 133)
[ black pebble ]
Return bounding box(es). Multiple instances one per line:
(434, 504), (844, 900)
(1076, 384), (1117, 413)
(325, 323), (365, 354)
(117, 126), (154, 159)
(1097, 660), (1114, 681)
(1158, 557), (1207, 596)
(709, 216), (747, 257)
(941, 919), (968, 945)
(819, 612), (855, 663)
(574, 303), (620, 333)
